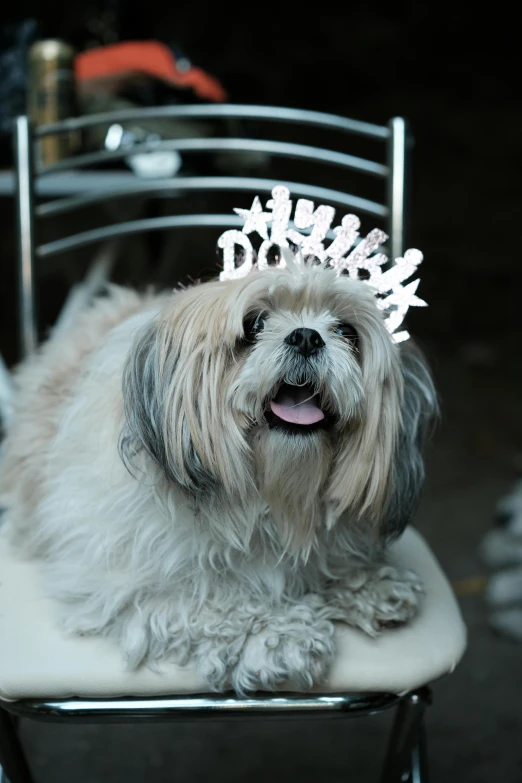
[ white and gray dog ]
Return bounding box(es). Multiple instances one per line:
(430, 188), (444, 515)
(0, 263), (436, 692)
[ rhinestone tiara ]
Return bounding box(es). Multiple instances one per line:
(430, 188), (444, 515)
(217, 186), (426, 343)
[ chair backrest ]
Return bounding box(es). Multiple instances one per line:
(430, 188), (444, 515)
(13, 105), (410, 358)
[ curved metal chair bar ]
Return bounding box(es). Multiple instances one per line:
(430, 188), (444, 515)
(37, 214), (243, 258)
(1, 689), (430, 782)
(38, 137), (387, 178)
(35, 104), (390, 140)
(4, 691), (401, 723)
(36, 176), (387, 219)
(37, 215), (349, 259)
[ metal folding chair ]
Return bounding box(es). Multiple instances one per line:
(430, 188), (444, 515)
(0, 105), (464, 783)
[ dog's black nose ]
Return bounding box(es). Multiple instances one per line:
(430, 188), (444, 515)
(285, 328), (325, 356)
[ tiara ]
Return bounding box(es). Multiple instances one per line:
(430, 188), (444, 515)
(217, 185), (426, 343)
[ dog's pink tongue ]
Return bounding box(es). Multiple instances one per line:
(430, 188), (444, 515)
(270, 384), (325, 425)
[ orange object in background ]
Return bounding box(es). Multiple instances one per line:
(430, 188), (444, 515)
(75, 41), (227, 103)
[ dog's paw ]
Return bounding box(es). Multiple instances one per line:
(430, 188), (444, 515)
(196, 630), (248, 692)
(196, 602), (335, 694)
(369, 567), (424, 630)
(194, 600), (334, 693)
(330, 566), (423, 636)
(231, 610), (335, 693)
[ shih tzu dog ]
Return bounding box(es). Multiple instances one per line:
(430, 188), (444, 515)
(0, 221), (437, 694)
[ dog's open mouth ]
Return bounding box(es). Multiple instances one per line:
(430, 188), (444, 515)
(265, 383), (330, 433)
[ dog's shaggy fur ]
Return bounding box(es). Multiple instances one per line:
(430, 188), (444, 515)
(0, 264), (437, 692)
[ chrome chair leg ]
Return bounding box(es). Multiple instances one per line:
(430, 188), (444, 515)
(0, 708), (33, 783)
(409, 720), (429, 783)
(380, 688), (431, 783)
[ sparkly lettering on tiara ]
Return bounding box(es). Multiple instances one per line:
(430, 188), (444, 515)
(217, 186), (426, 343)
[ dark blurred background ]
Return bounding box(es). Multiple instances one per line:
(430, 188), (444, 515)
(1, 2), (522, 781)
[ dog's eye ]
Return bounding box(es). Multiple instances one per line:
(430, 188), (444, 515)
(335, 322), (359, 342)
(243, 312), (267, 343)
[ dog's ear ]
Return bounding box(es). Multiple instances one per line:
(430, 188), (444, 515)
(327, 333), (436, 538)
(119, 317), (218, 495)
(382, 342), (438, 540)
(120, 300), (253, 504)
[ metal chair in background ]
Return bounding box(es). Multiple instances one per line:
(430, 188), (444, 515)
(13, 105), (408, 359)
(0, 105), (465, 783)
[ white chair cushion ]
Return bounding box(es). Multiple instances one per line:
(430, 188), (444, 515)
(0, 527), (466, 701)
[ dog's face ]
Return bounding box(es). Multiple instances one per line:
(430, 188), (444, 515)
(122, 265), (436, 552)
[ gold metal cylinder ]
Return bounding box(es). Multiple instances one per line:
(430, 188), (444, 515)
(27, 40), (77, 165)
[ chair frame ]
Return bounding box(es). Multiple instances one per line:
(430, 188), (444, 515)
(1, 105), (428, 783)
(0, 689), (430, 783)
(13, 104), (408, 358)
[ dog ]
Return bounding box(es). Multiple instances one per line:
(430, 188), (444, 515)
(0, 263), (436, 693)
